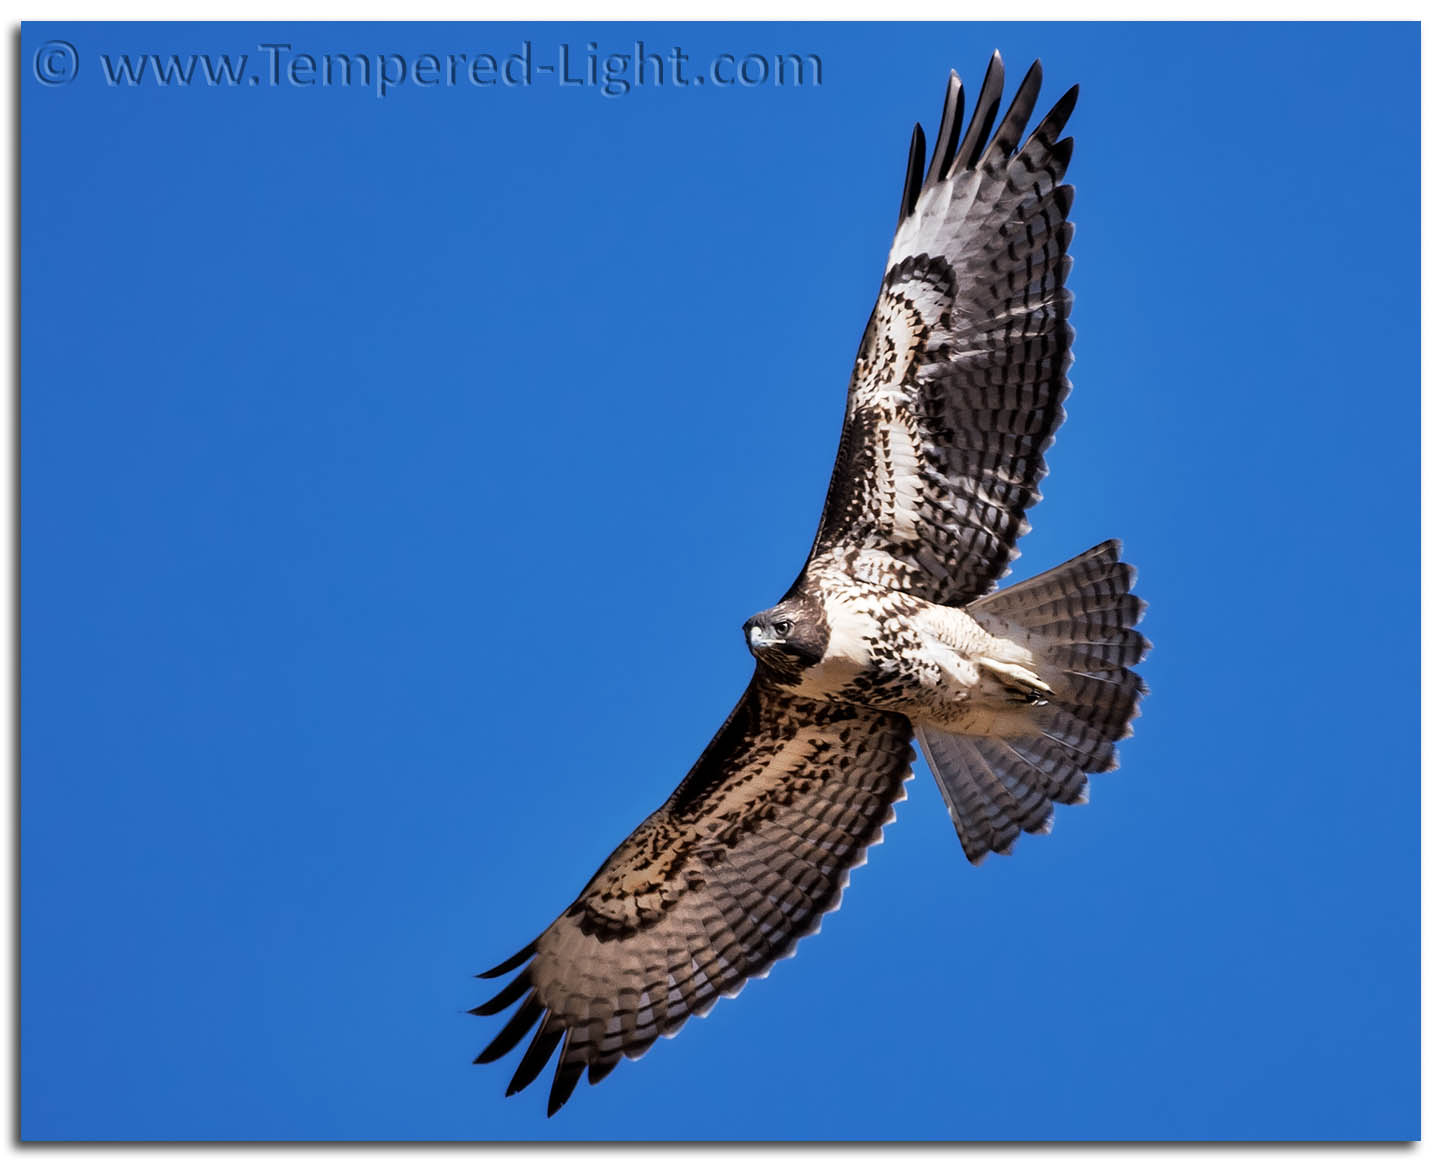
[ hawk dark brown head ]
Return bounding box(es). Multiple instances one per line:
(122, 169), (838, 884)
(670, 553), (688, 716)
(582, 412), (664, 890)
(742, 594), (829, 682)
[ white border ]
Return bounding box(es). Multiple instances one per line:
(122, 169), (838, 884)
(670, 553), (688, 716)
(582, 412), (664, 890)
(9, 9), (1427, 1154)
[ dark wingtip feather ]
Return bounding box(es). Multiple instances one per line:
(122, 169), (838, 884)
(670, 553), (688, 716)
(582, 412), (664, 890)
(506, 1016), (564, 1097)
(1047, 84), (1080, 137)
(1019, 83), (1079, 161)
(475, 992), (544, 1065)
(895, 123), (926, 229)
(547, 1041), (585, 1116)
(924, 71), (964, 187)
(470, 971), (531, 1017)
(1051, 182), (1076, 225)
(1051, 137), (1076, 173)
(587, 1057), (619, 1086)
(477, 940), (537, 979)
(954, 50), (1006, 174)
(989, 58), (1044, 160)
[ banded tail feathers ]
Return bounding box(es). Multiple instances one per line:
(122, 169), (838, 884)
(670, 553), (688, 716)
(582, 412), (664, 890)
(917, 541), (1149, 863)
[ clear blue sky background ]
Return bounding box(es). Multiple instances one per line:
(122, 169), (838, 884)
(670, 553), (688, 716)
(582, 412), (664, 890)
(22, 21), (1418, 1142)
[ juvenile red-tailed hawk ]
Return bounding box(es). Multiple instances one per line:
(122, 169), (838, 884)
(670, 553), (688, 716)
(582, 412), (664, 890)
(473, 53), (1148, 1115)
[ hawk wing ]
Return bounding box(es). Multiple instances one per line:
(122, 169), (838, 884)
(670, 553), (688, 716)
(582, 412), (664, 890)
(473, 678), (913, 1115)
(802, 54), (1078, 606)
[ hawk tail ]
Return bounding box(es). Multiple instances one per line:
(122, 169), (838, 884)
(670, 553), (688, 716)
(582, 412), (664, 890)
(918, 541), (1149, 863)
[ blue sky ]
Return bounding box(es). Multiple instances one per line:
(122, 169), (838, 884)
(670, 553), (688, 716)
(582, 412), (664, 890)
(22, 21), (1418, 1142)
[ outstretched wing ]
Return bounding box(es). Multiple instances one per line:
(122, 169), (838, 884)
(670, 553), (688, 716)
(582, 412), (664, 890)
(472, 678), (913, 1115)
(803, 54), (1078, 606)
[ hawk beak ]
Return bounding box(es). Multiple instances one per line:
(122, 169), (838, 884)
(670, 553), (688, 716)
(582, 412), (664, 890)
(748, 624), (782, 652)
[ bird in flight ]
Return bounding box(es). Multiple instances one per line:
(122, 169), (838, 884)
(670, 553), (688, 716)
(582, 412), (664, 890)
(472, 52), (1148, 1116)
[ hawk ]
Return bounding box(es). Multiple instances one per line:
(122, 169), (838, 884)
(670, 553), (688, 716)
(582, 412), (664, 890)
(472, 53), (1148, 1115)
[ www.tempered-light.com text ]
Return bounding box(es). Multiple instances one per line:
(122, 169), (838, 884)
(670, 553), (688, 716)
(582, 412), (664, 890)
(33, 40), (825, 98)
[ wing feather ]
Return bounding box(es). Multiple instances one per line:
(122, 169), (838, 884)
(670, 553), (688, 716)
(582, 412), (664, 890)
(473, 677), (913, 1114)
(924, 72), (965, 187)
(802, 54), (1079, 606)
(952, 50), (1006, 175)
(895, 123), (927, 229)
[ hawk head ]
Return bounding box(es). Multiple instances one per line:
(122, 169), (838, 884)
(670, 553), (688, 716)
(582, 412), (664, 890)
(742, 596), (828, 680)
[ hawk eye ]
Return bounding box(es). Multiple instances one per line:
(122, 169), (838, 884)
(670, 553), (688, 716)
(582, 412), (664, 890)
(774, 618), (793, 636)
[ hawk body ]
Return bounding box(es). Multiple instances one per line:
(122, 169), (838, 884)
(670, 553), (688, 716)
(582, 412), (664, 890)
(760, 568), (1046, 735)
(473, 53), (1149, 1116)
